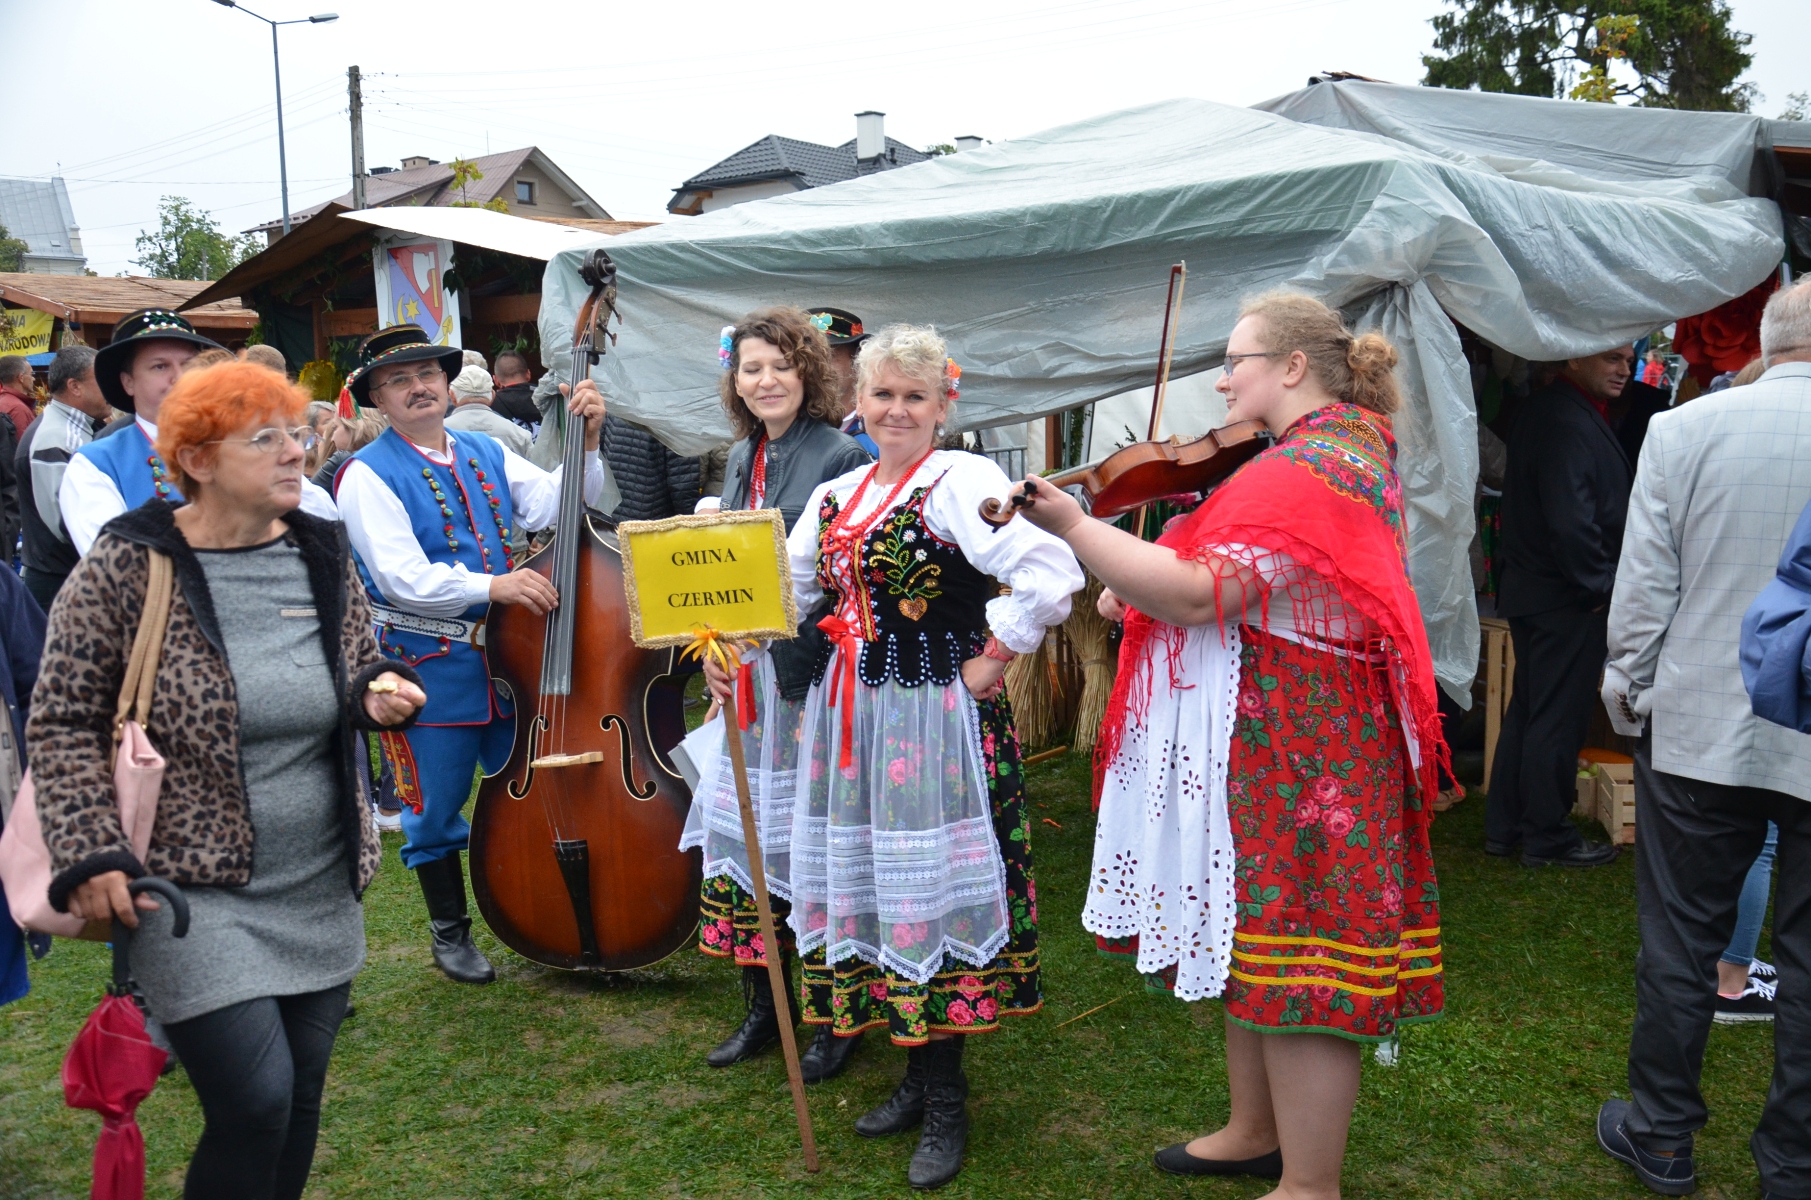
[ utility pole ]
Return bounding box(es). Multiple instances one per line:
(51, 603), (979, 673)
(348, 65), (366, 210)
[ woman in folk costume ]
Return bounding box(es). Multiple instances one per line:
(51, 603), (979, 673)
(705, 324), (1081, 1189)
(1015, 293), (1444, 1199)
(681, 308), (871, 1076)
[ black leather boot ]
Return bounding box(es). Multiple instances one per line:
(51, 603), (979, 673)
(416, 854), (495, 984)
(706, 959), (791, 1067)
(855, 1043), (928, 1137)
(799, 1025), (863, 1083)
(907, 1037), (969, 1190)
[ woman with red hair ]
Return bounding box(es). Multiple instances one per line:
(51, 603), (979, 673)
(30, 360), (426, 1199)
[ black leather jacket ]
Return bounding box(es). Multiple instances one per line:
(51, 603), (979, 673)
(721, 417), (870, 533)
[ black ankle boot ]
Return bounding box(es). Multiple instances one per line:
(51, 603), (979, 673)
(707, 959), (792, 1067)
(908, 1038), (969, 1190)
(855, 1043), (928, 1137)
(799, 1025), (863, 1083)
(416, 853), (495, 984)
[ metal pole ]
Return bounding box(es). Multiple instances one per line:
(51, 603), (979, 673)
(348, 65), (366, 210)
(273, 21), (291, 234)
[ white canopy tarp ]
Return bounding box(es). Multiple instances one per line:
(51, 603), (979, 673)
(340, 205), (602, 261)
(541, 92), (1783, 697)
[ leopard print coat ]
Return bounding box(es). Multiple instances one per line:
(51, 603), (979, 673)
(28, 501), (422, 910)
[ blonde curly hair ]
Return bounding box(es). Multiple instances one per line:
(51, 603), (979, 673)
(854, 324), (957, 416)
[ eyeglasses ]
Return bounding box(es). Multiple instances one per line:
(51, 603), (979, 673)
(206, 426), (317, 454)
(374, 366), (445, 396)
(1222, 352), (1284, 377)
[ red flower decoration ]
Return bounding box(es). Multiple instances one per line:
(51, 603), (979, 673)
(1674, 276), (1777, 386)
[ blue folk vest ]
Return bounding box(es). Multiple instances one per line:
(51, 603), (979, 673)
(343, 427), (517, 726)
(76, 421), (179, 510)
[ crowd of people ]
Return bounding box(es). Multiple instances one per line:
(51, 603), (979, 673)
(0, 278), (1806, 1200)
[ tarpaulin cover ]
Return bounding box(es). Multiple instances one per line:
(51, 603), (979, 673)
(541, 85), (1784, 696)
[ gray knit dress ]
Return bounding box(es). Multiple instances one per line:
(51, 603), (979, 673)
(128, 537), (365, 1025)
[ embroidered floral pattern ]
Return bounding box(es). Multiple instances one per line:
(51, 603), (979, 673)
(865, 504), (945, 621)
(1261, 407), (1403, 538)
(800, 695), (1041, 1044)
(698, 875), (796, 966)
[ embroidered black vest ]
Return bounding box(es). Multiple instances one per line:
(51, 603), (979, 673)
(813, 481), (991, 687)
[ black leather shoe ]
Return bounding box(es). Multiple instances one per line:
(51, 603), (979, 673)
(907, 1039), (969, 1190)
(706, 965), (783, 1067)
(799, 1025), (863, 1083)
(1596, 1098), (1695, 1195)
(1484, 839), (1521, 857)
(1153, 1143), (1283, 1178)
(1524, 841), (1619, 868)
(416, 854), (496, 984)
(856, 1045), (928, 1137)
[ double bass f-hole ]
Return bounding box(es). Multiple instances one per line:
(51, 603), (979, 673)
(508, 715), (549, 799)
(598, 714), (656, 800)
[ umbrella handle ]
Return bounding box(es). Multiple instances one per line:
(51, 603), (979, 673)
(110, 877), (191, 995)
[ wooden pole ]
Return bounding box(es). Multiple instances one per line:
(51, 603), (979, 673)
(721, 676), (820, 1173)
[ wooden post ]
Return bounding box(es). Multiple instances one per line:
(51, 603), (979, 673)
(721, 677), (820, 1173)
(1044, 413), (1063, 473)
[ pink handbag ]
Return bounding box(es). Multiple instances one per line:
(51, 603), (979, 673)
(0, 551), (174, 940)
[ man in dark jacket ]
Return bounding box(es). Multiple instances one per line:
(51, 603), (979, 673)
(600, 414), (700, 522)
(490, 351), (540, 428)
(1485, 345), (1633, 868)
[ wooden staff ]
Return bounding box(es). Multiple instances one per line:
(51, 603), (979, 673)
(721, 652), (820, 1173)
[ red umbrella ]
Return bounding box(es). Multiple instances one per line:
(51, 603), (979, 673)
(62, 877), (188, 1200)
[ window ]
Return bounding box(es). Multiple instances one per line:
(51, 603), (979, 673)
(515, 180), (536, 205)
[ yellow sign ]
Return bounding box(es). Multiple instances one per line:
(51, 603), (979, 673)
(0, 308), (53, 356)
(616, 509), (799, 648)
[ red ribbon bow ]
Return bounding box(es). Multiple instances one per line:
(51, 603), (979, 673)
(817, 613), (862, 770)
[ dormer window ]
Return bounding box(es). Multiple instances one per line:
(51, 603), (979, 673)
(516, 180), (536, 205)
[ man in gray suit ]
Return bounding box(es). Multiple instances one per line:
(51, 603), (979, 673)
(1597, 277), (1811, 1200)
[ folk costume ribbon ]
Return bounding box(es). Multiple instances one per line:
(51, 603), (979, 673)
(1098, 402), (1449, 811)
(815, 613), (862, 769)
(682, 627), (756, 731)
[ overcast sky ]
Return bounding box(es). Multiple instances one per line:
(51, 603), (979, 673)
(4, 0), (1805, 276)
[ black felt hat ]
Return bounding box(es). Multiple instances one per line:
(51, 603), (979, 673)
(94, 309), (225, 412)
(806, 307), (868, 347)
(344, 326), (466, 406)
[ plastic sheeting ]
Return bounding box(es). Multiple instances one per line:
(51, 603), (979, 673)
(541, 93), (1784, 696)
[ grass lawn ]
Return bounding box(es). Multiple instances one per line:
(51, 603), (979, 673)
(0, 753), (1780, 1199)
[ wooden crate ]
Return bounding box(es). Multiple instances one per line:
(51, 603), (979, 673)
(1480, 618), (1514, 790)
(1595, 761), (1636, 845)
(1575, 762), (1598, 817)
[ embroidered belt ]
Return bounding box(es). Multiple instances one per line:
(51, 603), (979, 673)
(370, 605), (486, 650)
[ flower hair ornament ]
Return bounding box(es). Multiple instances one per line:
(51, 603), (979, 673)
(945, 357), (961, 401)
(719, 325), (737, 371)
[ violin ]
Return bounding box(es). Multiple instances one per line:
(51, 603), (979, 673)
(979, 419), (1270, 525)
(468, 250), (701, 971)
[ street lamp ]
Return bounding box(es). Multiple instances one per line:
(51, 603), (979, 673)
(211, 2), (339, 236)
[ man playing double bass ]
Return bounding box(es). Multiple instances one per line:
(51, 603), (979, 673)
(334, 326), (609, 983)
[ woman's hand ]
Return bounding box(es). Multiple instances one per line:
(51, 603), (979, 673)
(962, 654), (1009, 702)
(66, 870), (158, 929)
(1097, 587), (1128, 623)
(701, 645), (756, 706)
(560, 379), (609, 452)
(1010, 475), (1087, 538)
(364, 671), (427, 726)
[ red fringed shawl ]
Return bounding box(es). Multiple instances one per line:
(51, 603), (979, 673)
(1097, 402), (1448, 812)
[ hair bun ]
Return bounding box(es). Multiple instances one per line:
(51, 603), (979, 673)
(1347, 333), (1397, 374)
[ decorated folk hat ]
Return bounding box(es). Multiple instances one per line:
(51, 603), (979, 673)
(95, 309), (226, 412)
(805, 307), (868, 347)
(343, 325), (466, 408)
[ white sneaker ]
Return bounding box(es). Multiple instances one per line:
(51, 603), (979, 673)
(374, 808), (403, 833)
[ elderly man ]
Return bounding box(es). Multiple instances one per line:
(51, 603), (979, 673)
(446, 365), (532, 458)
(0, 355), (35, 440)
(1596, 278), (1811, 1200)
(333, 326), (608, 984)
(15, 346), (106, 610)
(60, 310), (336, 554)
(1486, 346), (1635, 868)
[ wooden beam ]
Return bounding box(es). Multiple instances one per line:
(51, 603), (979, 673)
(471, 293), (540, 325)
(1044, 414), (1063, 472)
(311, 298), (328, 362)
(322, 307), (379, 338)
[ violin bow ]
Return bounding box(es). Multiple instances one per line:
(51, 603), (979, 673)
(1147, 262), (1187, 441)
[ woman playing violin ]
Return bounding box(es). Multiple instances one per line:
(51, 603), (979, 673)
(706, 324), (1081, 1189)
(1013, 293), (1445, 1200)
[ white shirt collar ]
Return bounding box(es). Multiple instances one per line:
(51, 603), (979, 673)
(136, 415), (158, 439)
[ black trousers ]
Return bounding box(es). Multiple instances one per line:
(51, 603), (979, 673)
(20, 565), (64, 614)
(1627, 740), (1811, 1196)
(1485, 605), (1606, 854)
(159, 984), (350, 1200)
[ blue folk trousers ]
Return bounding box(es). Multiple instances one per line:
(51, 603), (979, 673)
(394, 718), (513, 870)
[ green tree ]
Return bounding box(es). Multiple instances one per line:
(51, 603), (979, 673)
(447, 158), (509, 213)
(1423, 0), (1756, 112)
(0, 221), (27, 272)
(131, 196), (261, 281)
(1783, 92), (1810, 122)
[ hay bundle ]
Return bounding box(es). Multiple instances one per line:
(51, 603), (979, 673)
(1064, 572), (1116, 755)
(1005, 632), (1061, 750)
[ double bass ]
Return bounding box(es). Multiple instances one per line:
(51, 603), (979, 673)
(469, 250), (701, 971)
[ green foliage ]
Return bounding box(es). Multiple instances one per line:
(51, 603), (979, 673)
(0, 221), (27, 272)
(1423, 0), (1756, 112)
(925, 143), (958, 156)
(131, 196), (261, 281)
(1783, 91), (1810, 122)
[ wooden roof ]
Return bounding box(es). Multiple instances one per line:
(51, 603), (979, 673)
(0, 272), (256, 328)
(523, 216), (658, 236)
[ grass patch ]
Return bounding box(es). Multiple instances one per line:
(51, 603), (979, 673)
(0, 757), (1778, 1198)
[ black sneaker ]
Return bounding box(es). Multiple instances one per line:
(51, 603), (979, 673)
(1523, 842), (1618, 868)
(1596, 1098), (1696, 1195)
(1713, 977), (1775, 1024)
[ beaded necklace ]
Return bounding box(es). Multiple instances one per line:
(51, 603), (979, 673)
(824, 446), (937, 556)
(468, 457), (516, 572)
(747, 433), (768, 509)
(147, 454), (174, 500)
